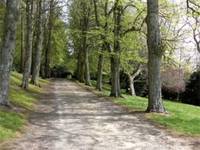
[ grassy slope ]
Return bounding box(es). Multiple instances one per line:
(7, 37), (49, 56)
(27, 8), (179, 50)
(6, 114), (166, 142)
(90, 80), (200, 136)
(0, 72), (48, 141)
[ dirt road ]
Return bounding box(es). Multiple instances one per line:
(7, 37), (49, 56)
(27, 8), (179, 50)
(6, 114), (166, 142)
(3, 80), (200, 150)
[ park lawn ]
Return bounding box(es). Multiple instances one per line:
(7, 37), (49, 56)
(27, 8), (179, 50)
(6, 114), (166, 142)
(0, 72), (49, 141)
(90, 80), (200, 136)
(115, 95), (200, 136)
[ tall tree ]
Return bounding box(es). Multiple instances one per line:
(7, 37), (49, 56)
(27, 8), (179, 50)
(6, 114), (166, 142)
(21, 0), (34, 89)
(93, 0), (104, 90)
(20, 6), (25, 73)
(31, 0), (44, 85)
(44, 0), (54, 78)
(81, 0), (92, 86)
(146, 0), (165, 113)
(94, 0), (111, 91)
(110, 0), (122, 97)
(0, 0), (20, 106)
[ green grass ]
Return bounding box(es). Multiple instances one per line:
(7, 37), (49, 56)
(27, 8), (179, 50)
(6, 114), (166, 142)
(0, 72), (48, 141)
(90, 80), (200, 136)
(115, 95), (200, 136)
(0, 111), (24, 140)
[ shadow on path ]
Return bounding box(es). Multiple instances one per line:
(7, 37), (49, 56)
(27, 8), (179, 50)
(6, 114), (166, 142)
(3, 80), (200, 150)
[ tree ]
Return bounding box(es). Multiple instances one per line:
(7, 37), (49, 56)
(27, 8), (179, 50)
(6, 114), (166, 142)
(20, 5), (25, 73)
(121, 32), (146, 96)
(110, 0), (122, 97)
(21, 0), (34, 89)
(31, 0), (44, 85)
(81, 0), (92, 86)
(146, 0), (165, 113)
(93, 0), (111, 91)
(186, 0), (200, 15)
(44, 0), (54, 78)
(0, 0), (20, 106)
(68, 0), (92, 85)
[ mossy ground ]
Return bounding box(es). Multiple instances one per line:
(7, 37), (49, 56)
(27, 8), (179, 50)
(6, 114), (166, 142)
(0, 72), (49, 141)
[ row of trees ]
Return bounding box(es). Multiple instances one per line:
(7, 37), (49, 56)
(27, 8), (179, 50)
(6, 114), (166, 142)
(68, 0), (200, 109)
(0, 0), (67, 106)
(0, 0), (199, 111)
(68, 0), (177, 112)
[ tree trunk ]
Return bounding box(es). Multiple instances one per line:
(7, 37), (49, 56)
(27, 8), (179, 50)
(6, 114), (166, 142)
(110, 56), (121, 97)
(95, 0), (109, 91)
(82, 28), (91, 86)
(0, 0), (20, 106)
(85, 46), (91, 86)
(81, 1), (91, 86)
(21, 0), (34, 89)
(44, 0), (54, 78)
(129, 75), (136, 96)
(96, 53), (104, 91)
(93, 0), (103, 90)
(146, 0), (165, 113)
(129, 65), (142, 96)
(110, 0), (121, 97)
(31, 0), (43, 85)
(20, 8), (25, 73)
(77, 48), (85, 83)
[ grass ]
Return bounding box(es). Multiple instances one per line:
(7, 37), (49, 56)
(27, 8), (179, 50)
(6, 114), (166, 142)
(115, 95), (200, 136)
(0, 72), (48, 142)
(90, 80), (200, 136)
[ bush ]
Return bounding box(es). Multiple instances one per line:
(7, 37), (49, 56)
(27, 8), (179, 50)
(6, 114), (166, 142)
(182, 71), (200, 106)
(51, 65), (72, 78)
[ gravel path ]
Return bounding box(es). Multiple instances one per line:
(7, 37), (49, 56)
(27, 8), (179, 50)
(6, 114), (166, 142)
(3, 80), (200, 150)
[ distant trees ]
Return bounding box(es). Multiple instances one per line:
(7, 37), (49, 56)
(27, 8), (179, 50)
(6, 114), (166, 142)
(44, 0), (54, 78)
(0, 0), (20, 106)
(93, 0), (111, 91)
(67, 0), (168, 112)
(161, 67), (186, 100)
(68, 0), (93, 85)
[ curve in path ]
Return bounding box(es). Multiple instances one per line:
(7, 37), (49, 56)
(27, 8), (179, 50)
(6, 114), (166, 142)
(3, 80), (200, 150)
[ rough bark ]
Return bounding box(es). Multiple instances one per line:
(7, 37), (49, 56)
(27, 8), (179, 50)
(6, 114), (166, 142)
(146, 0), (165, 113)
(0, 0), (20, 106)
(31, 0), (43, 85)
(20, 8), (25, 73)
(21, 0), (34, 89)
(93, 0), (103, 90)
(77, 47), (85, 83)
(44, 0), (54, 78)
(81, 1), (91, 86)
(85, 45), (91, 86)
(95, 0), (109, 91)
(96, 52), (104, 91)
(110, 0), (121, 97)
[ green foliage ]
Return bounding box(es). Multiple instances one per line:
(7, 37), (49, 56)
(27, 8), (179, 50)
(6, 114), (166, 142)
(51, 19), (68, 68)
(121, 32), (146, 75)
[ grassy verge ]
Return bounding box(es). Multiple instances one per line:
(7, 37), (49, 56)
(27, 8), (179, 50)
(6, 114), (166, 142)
(89, 80), (200, 136)
(0, 72), (49, 142)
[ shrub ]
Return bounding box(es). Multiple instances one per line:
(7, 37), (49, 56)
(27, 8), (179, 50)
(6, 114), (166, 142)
(182, 71), (200, 106)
